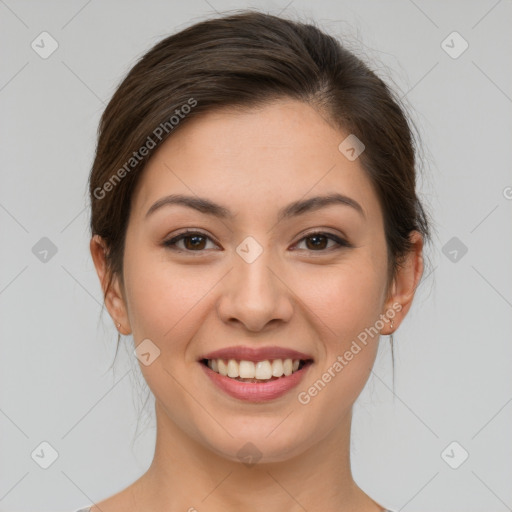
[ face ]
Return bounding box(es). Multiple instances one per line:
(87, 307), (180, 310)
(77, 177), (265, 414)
(95, 99), (416, 464)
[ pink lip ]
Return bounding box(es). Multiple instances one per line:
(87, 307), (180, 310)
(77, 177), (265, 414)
(200, 361), (313, 402)
(200, 345), (314, 363)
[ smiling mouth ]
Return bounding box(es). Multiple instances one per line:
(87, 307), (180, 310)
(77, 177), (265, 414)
(200, 358), (312, 383)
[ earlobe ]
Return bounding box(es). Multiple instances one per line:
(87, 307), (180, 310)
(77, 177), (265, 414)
(90, 235), (132, 335)
(382, 231), (424, 334)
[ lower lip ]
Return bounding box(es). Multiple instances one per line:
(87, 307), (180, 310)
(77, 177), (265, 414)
(200, 362), (312, 402)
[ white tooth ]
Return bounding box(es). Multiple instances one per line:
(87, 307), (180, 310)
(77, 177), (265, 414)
(271, 359), (284, 377)
(255, 360), (272, 379)
(239, 360), (255, 378)
(283, 358), (293, 376)
(210, 359), (218, 373)
(292, 359), (299, 372)
(207, 359), (213, 369)
(217, 359), (228, 376)
(227, 359), (239, 378)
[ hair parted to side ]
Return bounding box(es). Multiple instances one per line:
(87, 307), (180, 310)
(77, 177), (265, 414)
(89, 9), (432, 329)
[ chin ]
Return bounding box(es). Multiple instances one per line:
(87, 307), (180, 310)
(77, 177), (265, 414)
(195, 415), (319, 465)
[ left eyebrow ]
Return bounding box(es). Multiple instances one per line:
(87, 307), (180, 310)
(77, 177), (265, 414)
(277, 193), (366, 221)
(145, 192), (366, 221)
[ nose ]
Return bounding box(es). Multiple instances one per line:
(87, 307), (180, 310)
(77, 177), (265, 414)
(216, 248), (294, 333)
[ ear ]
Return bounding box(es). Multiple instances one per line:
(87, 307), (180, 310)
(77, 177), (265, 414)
(90, 235), (131, 335)
(382, 230), (424, 334)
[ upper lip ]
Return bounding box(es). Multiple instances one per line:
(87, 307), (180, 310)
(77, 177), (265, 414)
(200, 345), (314, 362)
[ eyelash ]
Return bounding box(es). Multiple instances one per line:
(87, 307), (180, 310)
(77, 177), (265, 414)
(163, 229), (351, 254)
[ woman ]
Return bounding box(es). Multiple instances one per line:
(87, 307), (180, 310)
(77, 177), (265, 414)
(79, 10), (430, 512)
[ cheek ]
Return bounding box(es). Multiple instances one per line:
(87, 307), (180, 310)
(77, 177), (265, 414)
(123, 247), (217, 350)
(299, 254), (388, 405)
(296, 256), (387, 341)
(294, 268), (385, 418)
(121, 250), (214, 417)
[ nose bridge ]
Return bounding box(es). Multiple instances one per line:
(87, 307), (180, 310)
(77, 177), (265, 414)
(217, 236), (293, 331)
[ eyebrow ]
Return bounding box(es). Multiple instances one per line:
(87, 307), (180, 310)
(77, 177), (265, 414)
(145, 192), (366, 221)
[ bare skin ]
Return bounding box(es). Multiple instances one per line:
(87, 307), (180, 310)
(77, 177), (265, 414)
(90, 98), (424, 512)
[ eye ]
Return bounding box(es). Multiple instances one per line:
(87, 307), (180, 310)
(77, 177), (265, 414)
(163, 230), (351, 253)
(163, 230), (218, 252)
(294, 231), (351, 251)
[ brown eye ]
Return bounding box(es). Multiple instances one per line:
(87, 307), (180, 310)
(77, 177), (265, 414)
(295, 232), (350, 251)
(182, 234), (207, 250)
(305, 234), (329, 250)
(163, 230), (350, 254)
(163, 231), (217, 252)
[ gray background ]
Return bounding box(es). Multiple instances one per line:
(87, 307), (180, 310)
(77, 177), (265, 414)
(1, 1), (511, 511)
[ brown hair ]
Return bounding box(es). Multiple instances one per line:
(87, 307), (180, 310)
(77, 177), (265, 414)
(89, 9), (431, 329)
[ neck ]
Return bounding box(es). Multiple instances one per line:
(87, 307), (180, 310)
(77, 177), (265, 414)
(129, 400), (383, 512)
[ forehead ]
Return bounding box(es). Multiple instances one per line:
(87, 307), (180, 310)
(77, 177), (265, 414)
(131, 99), (381, 224)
